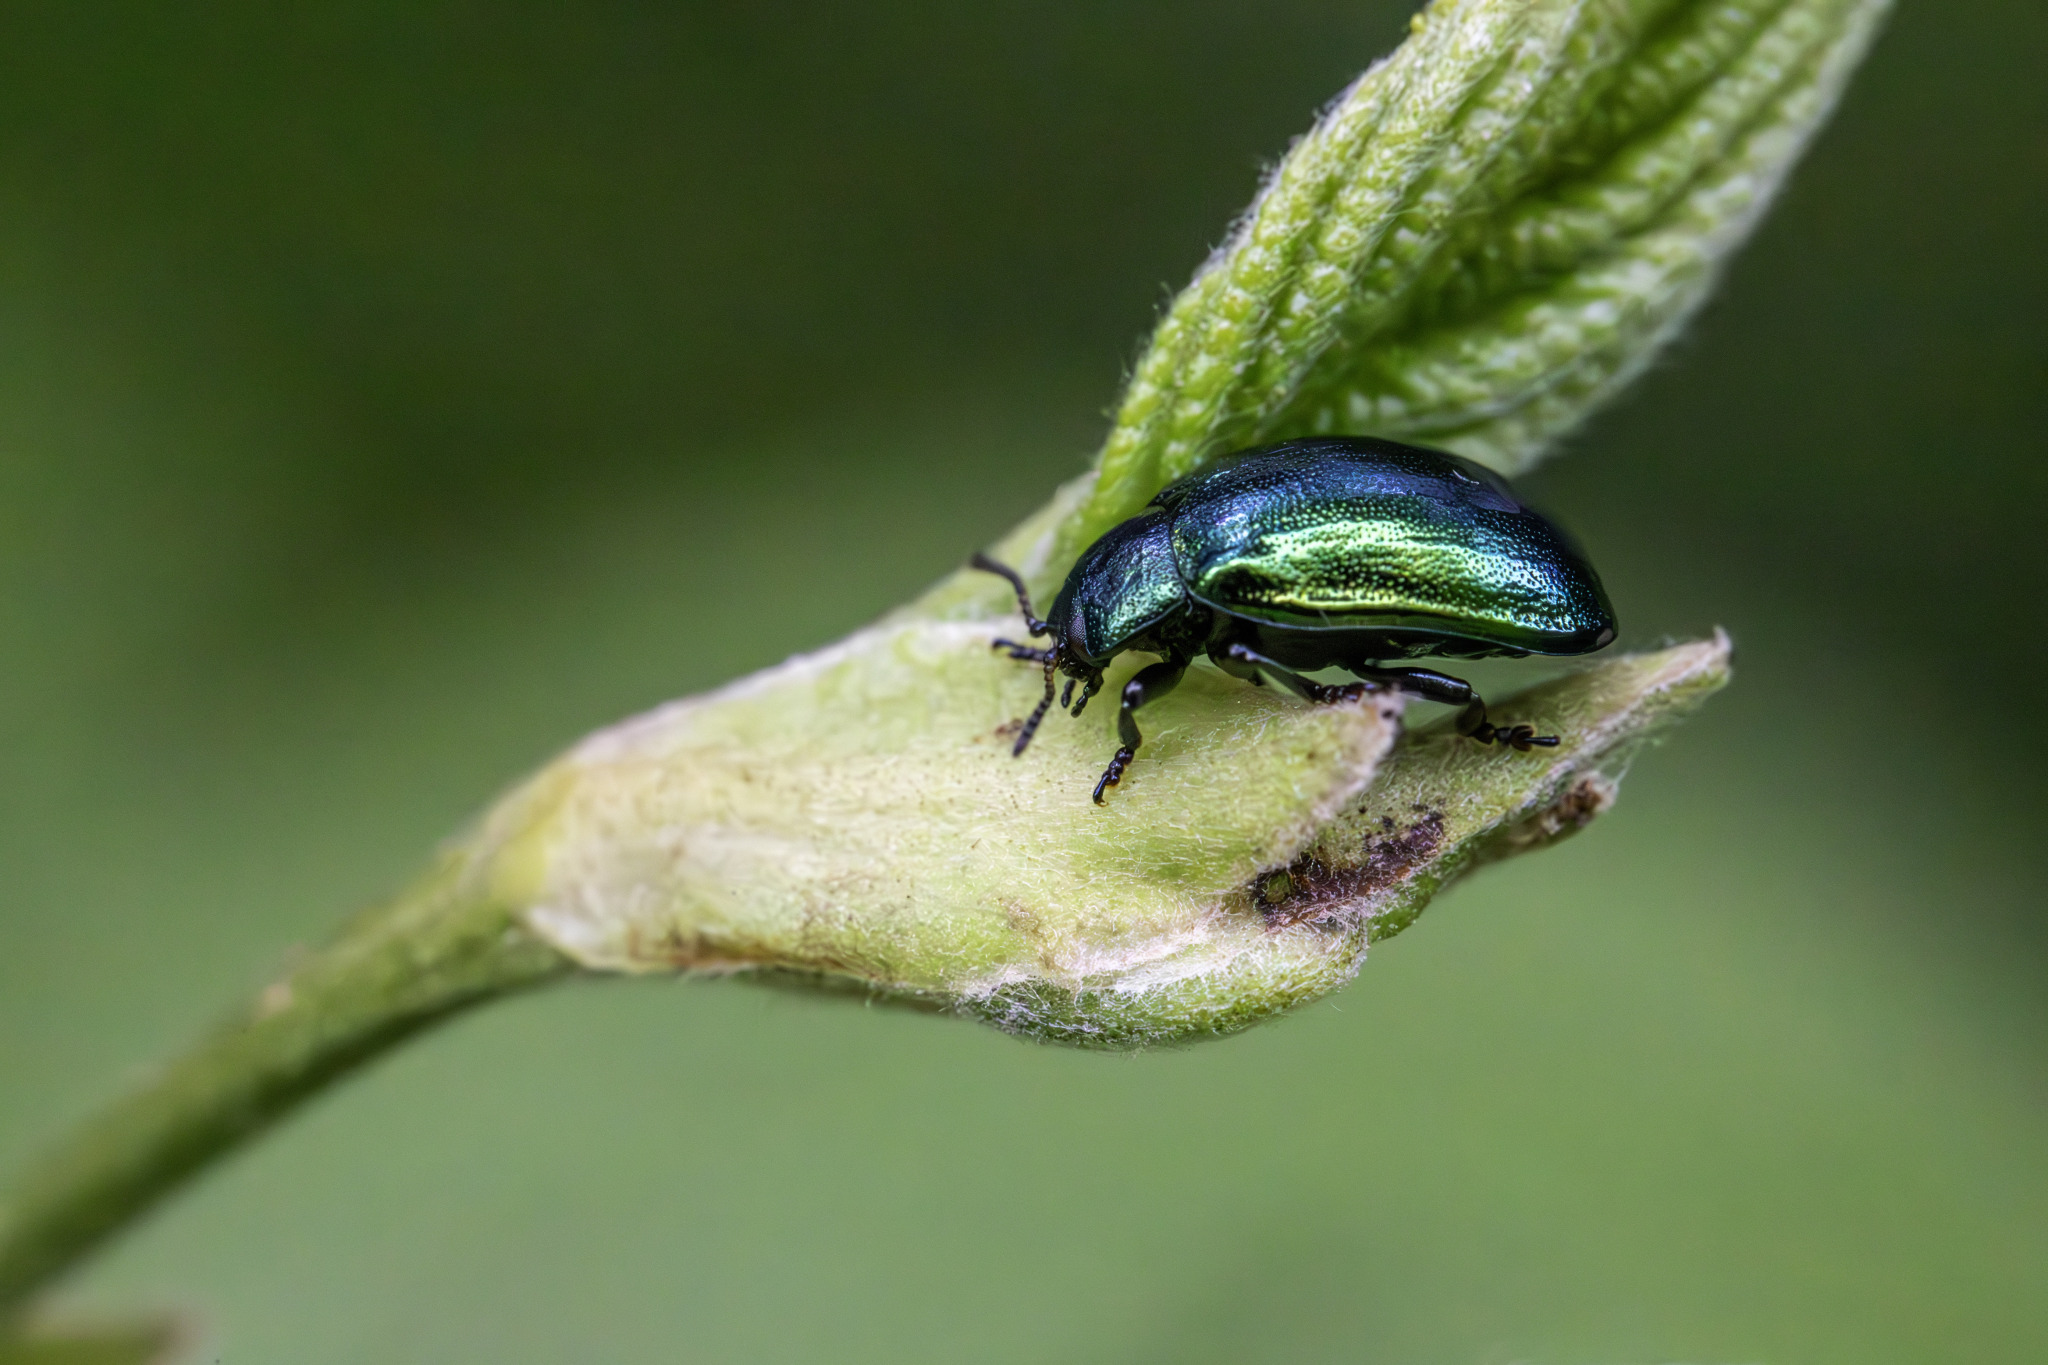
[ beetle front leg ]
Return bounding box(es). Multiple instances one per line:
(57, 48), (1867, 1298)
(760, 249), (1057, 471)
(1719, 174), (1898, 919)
(1348, 664), (1558, 750)
(1093, 657), (1187, 804)
(1212, 642), (1368, 704)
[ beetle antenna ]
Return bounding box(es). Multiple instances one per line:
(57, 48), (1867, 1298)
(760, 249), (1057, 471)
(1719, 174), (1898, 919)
(1013, 648), (1059, 757)
(970, 552), (1050, 637)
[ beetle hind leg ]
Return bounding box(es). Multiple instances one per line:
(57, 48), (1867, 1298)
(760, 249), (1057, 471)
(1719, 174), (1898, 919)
(1212, 642), (1369, 704)
(1349, 664), (1559, 750)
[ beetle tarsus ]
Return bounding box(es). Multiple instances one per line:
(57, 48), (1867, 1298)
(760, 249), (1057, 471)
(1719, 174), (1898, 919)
(1092, 747), (1135, 805)
(1459, 710), (1559, 753)
(1473, 723), (1559, 751)
(1069, 674), (1102, 718)
(970, 552), (1051, 637)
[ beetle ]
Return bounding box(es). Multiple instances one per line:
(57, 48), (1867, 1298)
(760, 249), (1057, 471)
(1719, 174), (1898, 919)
(971, 435), (1618, 804)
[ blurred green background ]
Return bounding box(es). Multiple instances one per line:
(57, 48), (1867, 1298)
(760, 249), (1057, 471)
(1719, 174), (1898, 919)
(2, 2), (2043, 1361)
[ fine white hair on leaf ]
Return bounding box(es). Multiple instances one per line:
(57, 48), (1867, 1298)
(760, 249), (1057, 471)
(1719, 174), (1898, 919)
(503, 630), (1729, 1048)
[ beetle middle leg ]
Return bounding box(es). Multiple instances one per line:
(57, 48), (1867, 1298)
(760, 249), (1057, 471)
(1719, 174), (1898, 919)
(1093, 657), (1188, 805)
(1211, 642), (1369, 705)
(1349, 664), (1558, 751)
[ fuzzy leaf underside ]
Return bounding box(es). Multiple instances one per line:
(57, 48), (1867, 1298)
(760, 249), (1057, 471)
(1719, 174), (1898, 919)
(497, 620), (1410, 995)
(955, 635), (1730, 1045)
(506, 635), (1729, 1047)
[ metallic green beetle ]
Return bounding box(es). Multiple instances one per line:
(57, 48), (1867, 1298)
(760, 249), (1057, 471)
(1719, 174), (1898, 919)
(973, 436), (1618, 803)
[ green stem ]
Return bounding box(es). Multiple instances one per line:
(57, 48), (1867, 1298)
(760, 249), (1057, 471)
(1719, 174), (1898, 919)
(0, 850), (571, 1319)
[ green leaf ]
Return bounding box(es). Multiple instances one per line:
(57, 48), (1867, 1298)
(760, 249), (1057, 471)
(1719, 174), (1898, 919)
(1065, 0), (1891, 562)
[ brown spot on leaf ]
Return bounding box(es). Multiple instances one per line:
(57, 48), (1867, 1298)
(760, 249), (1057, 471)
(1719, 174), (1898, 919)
(1258, 809), (1446, 929)
(1255, 870), (1295, 906)
(1497, 774), (1615, 852)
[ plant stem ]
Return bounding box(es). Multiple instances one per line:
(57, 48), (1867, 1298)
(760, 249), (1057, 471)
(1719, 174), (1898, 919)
(0, 850), (571, 1319)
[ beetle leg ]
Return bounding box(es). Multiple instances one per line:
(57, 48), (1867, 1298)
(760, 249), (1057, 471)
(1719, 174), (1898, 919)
(993, 638), (1054, 663)
(1011, 650), (1061, 757)
(969, 552), (1051, 636)
(1069, 672), (1103, 718)
(1093, 657), (1188, 804)
(1348, 664), (1560, 750)
(1212, 642), (1368, 704)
